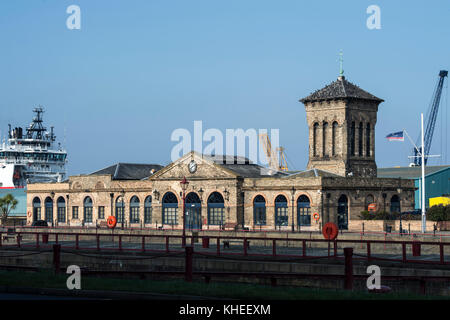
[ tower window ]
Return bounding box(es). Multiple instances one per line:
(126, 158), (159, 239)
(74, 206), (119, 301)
(332, 122), (338, 156)
(323, 122), (328, 157)
(358, 122), (363, 156)
(366, 123), (371, 157)
(350, 122), (355, 156)
(313, 123), (319, 157)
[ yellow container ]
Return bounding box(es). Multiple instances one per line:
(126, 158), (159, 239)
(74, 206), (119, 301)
(429, 196), (450, 207)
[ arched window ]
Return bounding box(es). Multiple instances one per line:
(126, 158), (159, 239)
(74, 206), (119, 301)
(44, 197), (53, 223)
(33, 197), (41, 222)
(57, 197), (66, 223)
(275, 195), (288, 227)
(115, 196), (125, 224)
(358, 122), (363, 156)
(129, 196), (140, 224)
(313, 123), (319, 157)
(323, 122), (329, 157)
(185, 192), (201, 230)
(366, 123), (371, 156)
(366, 194), (375, 211)
(208, 192), (225, 226)
(144, 196), (152, 224)
(162, 192), (178, 225)
(350, 122), (355, 156)
(390, 195), (401, 213)
(83, 196), (93, 223)
(332, 122), (338, 156)
(337, 195), (348, 230)
(253, 195), (266, 226)
(297, 195), (311, 226)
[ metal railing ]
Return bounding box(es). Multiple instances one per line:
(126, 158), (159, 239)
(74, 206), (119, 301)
(1, 229), (449, 265)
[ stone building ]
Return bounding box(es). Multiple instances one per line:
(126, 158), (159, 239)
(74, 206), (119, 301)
(26, 75), (416, 231)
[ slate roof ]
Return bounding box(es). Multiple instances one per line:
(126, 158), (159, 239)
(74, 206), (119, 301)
(377, 165), (450, 179)
(203, 155), (252, 165)
(90, 163), (163, 180)
(300, 76), (384, 103)
(202, 154), (288, 178)
(288, 168), (342, 178)
(219, 163), (290, 178)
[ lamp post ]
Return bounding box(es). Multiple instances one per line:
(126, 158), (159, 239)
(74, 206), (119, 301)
(180, 177), (189, 247)
(120, 190), (125, 230)
(198, 187), (204, 229)
(291, 187), (295, 232)
(109, 193), (114, 218)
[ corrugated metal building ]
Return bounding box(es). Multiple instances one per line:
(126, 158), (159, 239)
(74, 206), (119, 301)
(378, 165), (450, 209)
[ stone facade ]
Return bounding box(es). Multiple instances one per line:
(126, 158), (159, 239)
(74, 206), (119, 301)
(26, 75), (416, 231)
(26, 152), (416, 231)
(301, 76), (383, 178)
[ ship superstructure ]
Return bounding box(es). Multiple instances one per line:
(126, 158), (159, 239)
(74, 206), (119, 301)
(0, 107), (67, 188)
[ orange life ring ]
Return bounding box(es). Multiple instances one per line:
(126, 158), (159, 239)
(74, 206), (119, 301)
(313, 212), (320, 221)
(322, 222), (338, 240)
(107, 216), (117, 229)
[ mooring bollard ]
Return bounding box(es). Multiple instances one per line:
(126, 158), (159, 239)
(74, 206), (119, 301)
(53, 244), (61, 274)
(185, 245), (193, 282)
(344, 247), (353, 290)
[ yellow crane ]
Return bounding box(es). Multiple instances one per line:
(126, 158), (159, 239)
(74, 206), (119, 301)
(258, 133), (289, 172)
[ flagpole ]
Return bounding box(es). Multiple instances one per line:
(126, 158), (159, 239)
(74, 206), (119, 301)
(421, 113), (426, 233)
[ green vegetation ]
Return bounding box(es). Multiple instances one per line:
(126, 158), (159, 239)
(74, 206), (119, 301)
(0, 269), (447, 300)
(426, 205), (450, 221)
(0, 193), (18, 224)
(359, 210), (420, 221)
(359, 205), (450, 221)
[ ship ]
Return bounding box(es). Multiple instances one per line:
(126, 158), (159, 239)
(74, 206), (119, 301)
(0, 107), (67, 224)
(0, 107), (67, 188)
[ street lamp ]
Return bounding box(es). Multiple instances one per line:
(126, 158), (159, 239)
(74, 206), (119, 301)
(180, 177), (189, 247)
(290, 187), (295, 232)
(120, 190), (125, 230)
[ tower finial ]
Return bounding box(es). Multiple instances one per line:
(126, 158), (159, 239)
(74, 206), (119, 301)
(339, 49), (344, 78)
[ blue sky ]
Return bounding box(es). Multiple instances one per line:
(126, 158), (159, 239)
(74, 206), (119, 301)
(0, 0), (449, 175)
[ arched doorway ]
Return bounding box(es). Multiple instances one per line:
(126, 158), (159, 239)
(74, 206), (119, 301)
(57, 197), (66, 223)
(207, 192), (224, 227)
(144, 196), (152, 224)
(129, 196), (140, 224)
(115, 196), (125, 224)
(297, 195), (311, 227)
(337, 195), (348, 230)
(275, 195), (288, 227)
(44, 197), (53, 224)
(390, 195), (401, 213)
(83, 196), (93, 223)
(162, 192), (178, 225)
(33, 197), (41, 222)
(253, 195), (266, 226)
(185, 192), (201, 230)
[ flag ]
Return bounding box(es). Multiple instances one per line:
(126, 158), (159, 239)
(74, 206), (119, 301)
(386, 131), (404, 141)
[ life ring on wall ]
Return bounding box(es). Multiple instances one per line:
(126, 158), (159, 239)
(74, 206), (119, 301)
(322, 222), (338, 240)
(312, 212), (320, 221)
(107, 216), (117, 229)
